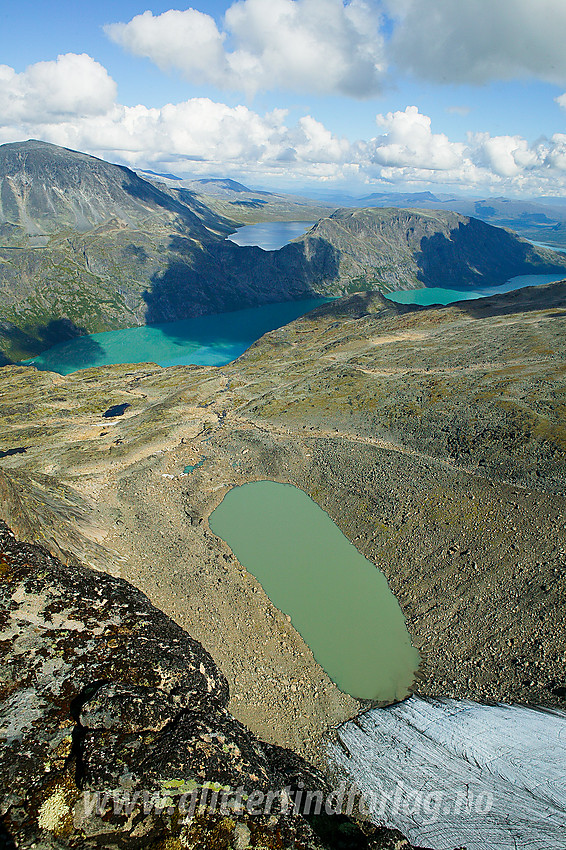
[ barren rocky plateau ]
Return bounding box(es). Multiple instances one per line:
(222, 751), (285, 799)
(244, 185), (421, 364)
(0, 282), (564, 776)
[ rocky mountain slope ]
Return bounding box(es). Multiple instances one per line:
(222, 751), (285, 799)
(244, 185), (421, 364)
(0, 141), (324, 363)
(0, 281), (564, 772)
(301, 206), (566, 291)
(2, 141), (566, 364)
(0, 139), (221, 242)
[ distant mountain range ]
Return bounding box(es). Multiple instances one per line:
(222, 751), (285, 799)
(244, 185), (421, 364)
(270, 186), (566, 247)
(347, 190), (566, 246)
(1, 139), (566, 364)
(137, 169), (335, 223)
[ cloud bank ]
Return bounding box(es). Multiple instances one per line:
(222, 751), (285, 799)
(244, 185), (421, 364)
(105, 0), (386, 97)
(106, 0), (566, 93)
(2, 53), (566, 195)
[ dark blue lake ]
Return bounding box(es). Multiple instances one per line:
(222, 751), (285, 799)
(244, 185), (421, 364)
(226, 221), (315, 250)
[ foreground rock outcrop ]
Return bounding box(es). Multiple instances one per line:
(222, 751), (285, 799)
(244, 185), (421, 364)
(0, 521), (421, 849)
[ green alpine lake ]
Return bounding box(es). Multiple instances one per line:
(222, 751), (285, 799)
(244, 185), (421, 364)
(209, 480), (420, 701)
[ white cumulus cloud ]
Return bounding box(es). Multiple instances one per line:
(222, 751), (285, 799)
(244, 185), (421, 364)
(471, 133), (541, 178)
(0, 87), (351, 183)
(369, 106), (465, 171)
(0, 54), (117, 122)
(4, 54), (566, 195)
(387, 0), (566, 85)
(539, 133), (566, 172)
(105, 0), (386, 97)
(105, 9), (230, 87)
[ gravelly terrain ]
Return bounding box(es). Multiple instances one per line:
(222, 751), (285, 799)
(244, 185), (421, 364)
(0, 282), (565, 767)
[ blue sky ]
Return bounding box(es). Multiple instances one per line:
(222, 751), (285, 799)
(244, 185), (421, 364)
(2, 0), (566, 197)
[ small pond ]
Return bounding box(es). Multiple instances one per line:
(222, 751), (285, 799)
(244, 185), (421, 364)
(208, 480), (420, 701)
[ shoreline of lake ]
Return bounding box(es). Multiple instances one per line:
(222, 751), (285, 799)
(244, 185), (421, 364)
(18, 222), (566, 374)
(22, 297), (332, 375)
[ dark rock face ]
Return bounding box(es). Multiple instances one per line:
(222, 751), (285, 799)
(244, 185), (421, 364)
(0, 521), (420, 849)
(307, 207), (566, 292)
(0, 140), (209, 238)
(0, 521), (317, 847)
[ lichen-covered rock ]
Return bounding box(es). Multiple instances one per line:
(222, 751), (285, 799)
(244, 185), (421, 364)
(0, 521), (423, 849)
(0, 519), (228, 792)
(0, 520), (309, 847)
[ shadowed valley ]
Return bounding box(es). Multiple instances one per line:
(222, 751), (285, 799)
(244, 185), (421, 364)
(2, 140), (566, 362)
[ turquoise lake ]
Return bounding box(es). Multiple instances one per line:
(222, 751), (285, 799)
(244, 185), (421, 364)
(209, 480), (420, 701)
(22, 224), (566, 375)
(387, 273), (565, 307)
(226, 220), (314, 250)
(24, 298), (331, 375)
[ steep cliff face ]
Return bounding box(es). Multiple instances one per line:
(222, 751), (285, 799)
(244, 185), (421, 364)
(0, 140), (215, 240)
(306, 207), (566, 291)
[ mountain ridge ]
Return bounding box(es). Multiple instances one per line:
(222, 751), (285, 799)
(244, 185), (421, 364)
(306, 206), (566, 291)
(2, 140), (566, 363)
(0, 139), (219, 242)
